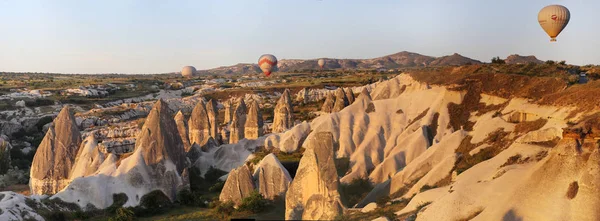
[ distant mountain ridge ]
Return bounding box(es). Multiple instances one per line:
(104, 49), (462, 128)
(199, 51), (486, 75)
(504, 54), (544, 64)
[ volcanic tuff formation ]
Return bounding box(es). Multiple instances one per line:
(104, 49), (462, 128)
(272, 89), (294, 133)
(188, 100), (211, 148)
(332, 88), (350, 112)
(321, 92), (336, 113)
(229, 99), (247, 144)
(53, 99), (186, 209)
(174, 110), (191, 151)
(345, 88), (355, 104)
(30, 106), (82, 195)
(219, 164), (255, 206)
(253, 153), (292, 200)
(285, 132), (345, 220)
(206, 99), (219, 144)
(244, 99), (263, 139)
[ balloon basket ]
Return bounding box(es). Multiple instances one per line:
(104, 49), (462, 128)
(550, 38), (557, 42)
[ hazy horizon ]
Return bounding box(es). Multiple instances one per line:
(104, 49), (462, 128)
(1, 0), (598, 74)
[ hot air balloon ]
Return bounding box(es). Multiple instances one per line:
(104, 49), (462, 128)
(181, 66), (196, 78)
(258, 54), (277, 77)
(538, 5), (570, 42)
(318, 59), (325, 69)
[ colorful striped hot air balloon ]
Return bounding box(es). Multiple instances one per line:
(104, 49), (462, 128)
(538, 5), (570, 42)
(258, 54), (277, 77)
(318, 59), (325, 69)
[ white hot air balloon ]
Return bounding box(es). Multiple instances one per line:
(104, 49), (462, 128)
(181, 66), (196, 78)
(258, 54), (277, 77)
(538, 5), (570, 42)
(318, 59), (325, 69)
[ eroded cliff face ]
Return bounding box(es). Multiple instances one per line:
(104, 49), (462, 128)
(11, 72), (600, 221)
(30, 106), (82, 195)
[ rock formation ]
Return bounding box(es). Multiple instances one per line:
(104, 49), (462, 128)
(332, 88), (350, 112)
(253, 153), (292, 200)
(265, 121), (311, 153)
(30, 106), (82, 195)
(229, 99), (247, 144)
(244, 100), (263, 139)
(188, 100), (211, 148)
(358, 87), (372, 100)
(0, 136), (11, 174)
(70, 136), (104, 179)
(174, 111), (191, 151)
(224, 99), (234, 125)
(345, 88), (355, 104)
(321, 92), (336, 113)
(206, 99), (220, 144)
(53, 99), (187, 209)
(285, 132), (345, 220)
(272, 90), (294, 133)
(219, 164), (255, 206)
(135, 99), (186, 174)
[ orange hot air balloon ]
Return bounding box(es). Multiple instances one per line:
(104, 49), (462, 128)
(538, 5), (570, 42)
(318, 59), (325, 69)
(258, 54), (277, 77)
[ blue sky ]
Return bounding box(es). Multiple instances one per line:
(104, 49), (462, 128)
(0, 0), (597, 74)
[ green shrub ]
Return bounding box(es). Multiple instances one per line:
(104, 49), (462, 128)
(109, 208), (135, 221)
(339, 177), (373, 207)
(215, 201), (235, 215)
(209, 181), (225, 193)
(238, 190), (270, 213)
(135, 190), (172, 216)
(177, 189), (208, 207)
(106, 193), (128, 214)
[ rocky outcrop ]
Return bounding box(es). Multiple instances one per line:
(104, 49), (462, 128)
(321, 92), (336, 113)
(346, 88), (355, 104)
(272, 90), (294, 133)
(136, 99), (186, 173)
(358, 87), (372, 100)
(70, 136), (104, 179)
(174, 111), (191, 151)
(188, 101), (211, 148)
(53, 99), (187, 209)
(265, 121), (311, 153)
(253, 153), (292, 200)
(206, 99), (219, 144)
(219, 164), (255, 206)
(285, 132), (345, 220)
(0, 136), (11, 174)
(244, 100), (263, 139)
(332, 88), (350, 112)
(30, 106), (82, 195)
(224, 99), (234, 125)
(229, 99), (247, 144)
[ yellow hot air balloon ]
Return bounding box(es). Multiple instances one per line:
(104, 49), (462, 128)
(538, 5), (570, 42)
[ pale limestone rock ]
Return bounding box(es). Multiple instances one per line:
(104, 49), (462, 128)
(30, 106), (82, 195)
(206, 99), (220, 144)
(244, 100), (263, 139)
(272, 89), (294, 133)
(321, 92), (336, 113)
(174, 111), (191, 151)
(188, 100), (211, 148)
(219, 164), (255, 206)
(229, 99), (247, 144)
(332, 88), (350, 112)
(253, 153), (292, 200)
(285, 132), (345, 220)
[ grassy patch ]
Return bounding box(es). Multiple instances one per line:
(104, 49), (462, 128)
(514, 118), (548, 134)
(339, 177), (374, 207)
(566, 181), (579, 199)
